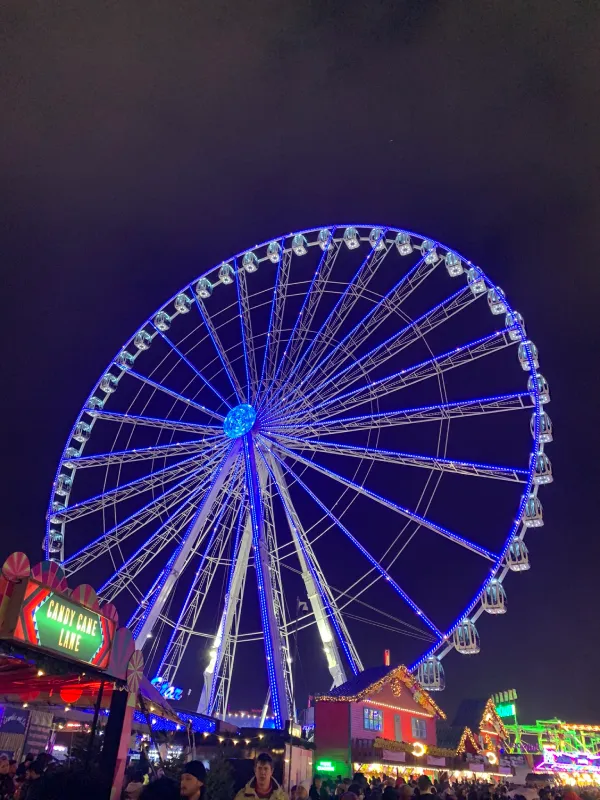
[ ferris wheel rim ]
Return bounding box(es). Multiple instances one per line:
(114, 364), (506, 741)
(45, 222), (547, 713)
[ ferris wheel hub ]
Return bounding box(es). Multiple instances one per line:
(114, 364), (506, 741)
(223, 403), (257, 439)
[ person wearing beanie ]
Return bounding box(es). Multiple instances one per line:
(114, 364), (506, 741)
(234, 753), (287, 800)
(180, 761), (207, 800)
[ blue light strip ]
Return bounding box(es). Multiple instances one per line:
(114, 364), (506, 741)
(81, 409), (222, 435)
(264, 437), (498, 561)
(64, 445), (227, 566)
(266, 392), (531, 433)
(129, 443), (237, 638)
(257, 446), (360, 675)
(207, 494), (247, 714)
(409, 284), (543, 672)
(242, 435), (283, 728)
(60, 443), (224, 518)
(68, 434), (223, 467)
(235, 257), (253, 404)
(271, 251), (429, 414)
(266, 228), (388, 413)
(271, 329), (509, 424)
(256, 229), (336, 414)
(255, 239), (285, 406)
(155, 461), (241, 679)
(124, 367), (225, 421)
(269, 285), (469, 421)
(270, 434), (528, 478)
(96, 471), (215, 596)
(152, 325), (232, 410)
(265, 446), (443, 640)
(193, 294), (243, 405)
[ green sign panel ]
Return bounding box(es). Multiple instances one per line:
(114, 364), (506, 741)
(496, 702), (516, 718)
(316, 761), (336, 773)
(36, 595), (103, 663)
(13, 580), (114, 669)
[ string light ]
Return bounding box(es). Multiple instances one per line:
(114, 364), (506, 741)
(315, 665), (446, 720)
(412, 742), (427, 757)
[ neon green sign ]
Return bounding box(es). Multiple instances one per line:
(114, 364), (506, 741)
(316, 761), (336, 773)
(36, 595), (103, 662)
(496, 702), (516, 718)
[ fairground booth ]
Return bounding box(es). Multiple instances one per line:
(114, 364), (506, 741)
(313, 665), (513, 781)
(0, 552), (178, 796)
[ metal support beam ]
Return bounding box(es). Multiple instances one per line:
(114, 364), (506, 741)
(198, 508), (253, 715)
(265, 453), (349, 687)
(134, 442), (241, 643)
(243, 435), (290, 728)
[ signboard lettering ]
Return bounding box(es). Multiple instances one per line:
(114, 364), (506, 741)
(10, 580), (115, 669)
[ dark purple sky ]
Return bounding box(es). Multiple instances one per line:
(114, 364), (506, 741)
(1, 1), (599, 724)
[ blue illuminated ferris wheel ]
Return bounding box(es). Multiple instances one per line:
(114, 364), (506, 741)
(46, 225), (553, 727)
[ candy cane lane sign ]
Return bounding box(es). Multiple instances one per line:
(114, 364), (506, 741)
(2, 579), (115, 669)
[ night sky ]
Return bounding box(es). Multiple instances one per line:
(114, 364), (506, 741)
(2, 1), (600, 725)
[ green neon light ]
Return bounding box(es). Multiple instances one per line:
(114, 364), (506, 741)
(496, 702), (516, 718)
(316, 761), (336, 773)
(34, 594), (104, 664)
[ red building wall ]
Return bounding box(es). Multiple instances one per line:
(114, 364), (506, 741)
(349, 682), (437, 746)
(314, 700), (351, 772)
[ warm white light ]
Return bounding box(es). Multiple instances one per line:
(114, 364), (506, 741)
(412, 741), (427, 757)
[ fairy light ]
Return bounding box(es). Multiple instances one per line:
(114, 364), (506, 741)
(412, 742), (427, 757)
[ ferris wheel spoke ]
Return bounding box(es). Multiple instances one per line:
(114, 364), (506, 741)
(266, 231), (390, 412)
(64, 434), (225, 469)
(97, 482), (208, 603)
(242, 436), (290, 728)
(259, 446), (361, 680)
(255, 246), (292, 406)
(124, 368), (225, 422)
(267, 392), (533, 438)
(151, 325), (232, 410)
(85, 409), (223, 436)
(132, 442), (241, 643)
(268, 286), (477, 423)
(263, 438), (497, 562)
(204, 497), (251, 716)
(257, 234), (341, 412)
(235, 265), (261, 404)
(62, 445), (228, 575)
(272, 251), (435, 414)
(265, 447), (445, 639)
(57, 442), (225, 522)
(269, 433), (527, 483)
(280, 329), (515, 425)
(157, 465), (244, 683)
(194, 296), (245, 404)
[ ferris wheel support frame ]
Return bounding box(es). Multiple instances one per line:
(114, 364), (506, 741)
(133, 443), (240, 643)
(264, 452), (351, 687)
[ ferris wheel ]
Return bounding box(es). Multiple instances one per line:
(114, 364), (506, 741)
(46, 224), (553, 727)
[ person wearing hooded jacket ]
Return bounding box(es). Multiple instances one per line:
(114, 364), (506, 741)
(234, 753), (287, 800)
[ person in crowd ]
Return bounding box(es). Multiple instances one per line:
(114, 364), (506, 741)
(292, 787), (298, 800)
(348, 783), (365, 800)
(125, 768), (146, 800)
(179, 762), (206, 800)
(20, 761), (43, 800)
(140, 776), (180, 800)
(234, 753), (287, 800)
(416, 777), (435, 800)
(297, 786), (309, 800)
(311, 778), (323, 800)
(383, 786), (399, 800)
(7, 764), (16, 781)
(337, 784), (349, 798)
(0, 757), (14, 799)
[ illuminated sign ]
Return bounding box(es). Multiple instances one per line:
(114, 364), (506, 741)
(151, 676), (183, 701)
(495, 702), (516, 718)
(315, 761), (336, 773)
(536, 749), (600, 775)
(10, 580), (115, 669)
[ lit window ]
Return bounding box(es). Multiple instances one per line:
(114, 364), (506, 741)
(411, 717), (427, 739)
(363, 708), (382, 732)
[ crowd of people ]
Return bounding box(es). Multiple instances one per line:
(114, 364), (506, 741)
(302, 773), (600, 800)
(0, 751), (598, 800)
